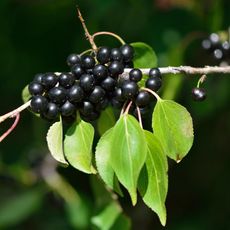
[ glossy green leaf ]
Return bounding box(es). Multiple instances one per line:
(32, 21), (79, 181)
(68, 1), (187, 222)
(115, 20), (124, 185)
(139, 131), (168, 226)
(64, 119), (96, 174)
(91, 202), (122, 230)
(131, 42), (157, 68)
(21, 85), (31, 103)
(110, 114), (147, 205)
(46, 118), (68, 165)
(152, 99), (194, 162)
(97, 106), (116, 136)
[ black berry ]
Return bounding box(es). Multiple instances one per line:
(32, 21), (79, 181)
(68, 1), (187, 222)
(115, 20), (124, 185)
(71, 64), (85, 80)
(48, 86), (67, 104)
(28, 82), (44, 95)
(43, 102), (59, 120)
(41, 73), (58, 89)
(67, 54), (81, 67)
(89, 86), (105, 104)
(59, 73), (75, 88)
(120, 44), (134, 62)
(129, 69), (142, 82)
(97, 47), (111, 64)
(33, 73), (44, 84)
(191, 88), (206, 101)
(81, 55), (95, 69)
(93, 64), (108, 79)
(68, 84), (84, 103)
(79, 101), (94, 116)
(101, 76), (116, 91)
(149, 68), (161, 78)
(135, 91), (151, 107)
(110, 48), (123, 61)
(145, 77), (162, 91)
(113, 87), (125, 102)
(30, 95), (48, 113)
(61, 101), (76, 116)
(121, 80), (138, 99)
(79, 74), (95, 92)
(108, 61), (124, 77)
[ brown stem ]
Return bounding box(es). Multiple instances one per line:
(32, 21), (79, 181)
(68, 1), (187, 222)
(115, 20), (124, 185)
(92, 31), (126, 45)
(136, 106), (143, 129)
(142, 88), (161, 101)
(124, 101), (133, 115)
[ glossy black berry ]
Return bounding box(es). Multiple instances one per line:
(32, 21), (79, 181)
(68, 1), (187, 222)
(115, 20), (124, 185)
(48, 86), (67, 104)
(145, 77), (162, 91)
(79, 74), (95, 92)
(202, 39), (212, 50)
(135, 91), (151, 107)
(81, 55), (95, 69)
(41, 73), (58, 89)
(121, 80), (138, 99)
(89, 86), (105, 104)
(108, 61), (124, 77)
(213, 49), (223, 59)
(28, 82), (44, 95)
(129, 69), (142, 82)
(66, 54), (81, 66)
(30, 95), (48, 113)
(43, 102), (59, 120)
(61, 101), (76, 116)
(33, 73), (44, 84)
(120, 44), (134, 62)
(93, 64), (108, 79)
(96, 46), (111, 64)
(209, 33), (219, 46)
(110, 48), (123, 61)
(191, 88), (206, 101)
(113, 87), (125, 102)
(79, 101), (94, 116)
(101, 76), (116, 91)
(71, 64), (85, 80)
(59, 73), (75, 88)
(149, 68), (161, 78)
(68, 84), (84, 103)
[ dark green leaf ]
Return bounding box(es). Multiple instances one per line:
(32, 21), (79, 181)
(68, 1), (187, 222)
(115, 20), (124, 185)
(110, 114), (147, 205)
(152, 99), (194, 162)
(64, 119), (96, 174)
(131, 42), (157, 68)
(46, 118), (68, 165)
(97, 107), (116, 136)
(21, 85), (31, 103)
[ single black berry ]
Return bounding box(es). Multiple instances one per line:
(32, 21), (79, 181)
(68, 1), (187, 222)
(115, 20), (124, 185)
(93, 64), (108, 79)
(145, 77), (162, 91)
(81, 55), (95, 69)
(149, 68), (161, 78)
(129, 68), (142, 82)
(28, 82), (44, 95)
(113, 87), (125, 102)
(68, 84), (84, 103)
(213, 49), (223, 59)
(89, 86), (106, 104)
(97, 46), (111, 64)
(59, 73), (75, 88)
(41, 73), (58, 89)
(135, 91), (151, 107)
(48, 86), (67, 104)
(79, 74), (95, 92)
(71, 64), (85, 80)
(66, 54), (81, 66)
(209, 33), (220, 46)
(33, 73), (44, 84)
(79, 101), (94, 116)
(120, 44), (134, 62)
(121, 80), (139, 99)
(43, 102), (59, 120)
(110, 48), (123, 61)
(101, 76), (116, 91)
(191, 88), (206, 101)
(108, 61), (124, 77)
(202, 39), (212, 50)
(61, 101), (76, 116)
(30, 95), (48, 113)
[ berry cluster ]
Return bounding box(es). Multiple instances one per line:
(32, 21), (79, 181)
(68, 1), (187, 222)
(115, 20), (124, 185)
(202, 33), (230, 64)
(28, 44), (163, 123)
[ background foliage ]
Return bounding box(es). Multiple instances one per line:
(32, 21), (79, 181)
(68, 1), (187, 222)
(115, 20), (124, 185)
(0, 0), (230, 229)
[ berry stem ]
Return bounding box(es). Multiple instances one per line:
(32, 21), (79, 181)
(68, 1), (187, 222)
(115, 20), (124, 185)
(0, 113), (20, 142)
(197, 74), (207, 88)
(136, 106), (143, 129)
(124, 101), (133, 115)
(142, 88), (161, 101)
(92, 32), (126, 45)
(80, 48), (93, 56)
(77, 8), (97, 51)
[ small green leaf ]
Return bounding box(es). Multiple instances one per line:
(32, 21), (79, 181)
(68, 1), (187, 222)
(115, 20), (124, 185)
(46, 118), (68, 165)
(110, 114), (147, 205)
(64, 119), (96, 174)
(21, 85), (31, 103)
(131, 42), (157, 68)
(152, 100), (194, 162)
(97, 107), (116, 136)
(139, 131), (168, 226)
(91, 202), (122, 230)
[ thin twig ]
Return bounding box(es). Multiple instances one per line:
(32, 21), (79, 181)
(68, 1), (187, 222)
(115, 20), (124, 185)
(142, 88), (161, 101)
(136, 106), (143, 129)
(77, 8), (97, 50)
(92, 31), (126, 45)
(0, 113), (20, 142)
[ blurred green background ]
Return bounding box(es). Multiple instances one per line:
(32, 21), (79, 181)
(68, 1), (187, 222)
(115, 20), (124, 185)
(0, 0), (230, 229)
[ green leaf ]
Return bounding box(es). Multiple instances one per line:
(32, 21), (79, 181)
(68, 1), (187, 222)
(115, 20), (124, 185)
(97, 107), (116, 136)
(21, 85), (31, 103)
(152, 99), (194, 162)
(0, 188), (44, 228)
(91, 202), (122, 230)
(131, 42), (157, 68)
(64, 119), (96, 174)
(110, 114), (147, 205)
(46, 118), (68, 165)
(139, 131), (168, 226)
